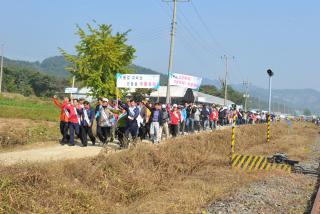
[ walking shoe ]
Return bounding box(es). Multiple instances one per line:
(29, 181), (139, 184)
(80, 144), (87, 147)
(68, 144), (75, 146)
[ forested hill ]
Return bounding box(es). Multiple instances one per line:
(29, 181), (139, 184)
(4, 56), (70, 77)
(3, 56), (319, 114)
(4, 56), (220, 86)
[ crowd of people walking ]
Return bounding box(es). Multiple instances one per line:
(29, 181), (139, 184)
(53, 95), (270, 149)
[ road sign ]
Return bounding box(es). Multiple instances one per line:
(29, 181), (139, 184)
(65, 87), (78, 93)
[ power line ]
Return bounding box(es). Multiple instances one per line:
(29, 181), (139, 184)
(190, 1), (231, 56)
(176, 5), (222, 56)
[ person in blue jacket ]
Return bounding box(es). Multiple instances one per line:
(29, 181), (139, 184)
(119, 99), (140, 143)
(79, 101), (96, 146)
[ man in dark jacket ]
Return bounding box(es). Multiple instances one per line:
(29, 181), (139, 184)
(120, 99), (140, 142)
(80, 101), (96, 146)
(146, 102), (163, 144)
(201, 104), (210, 130)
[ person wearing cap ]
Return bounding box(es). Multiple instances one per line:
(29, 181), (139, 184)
(95, 98), (114, 144)
(160, 104), (170, 140)
(170, 104), (181, 137)
(146, 102), (163, 144)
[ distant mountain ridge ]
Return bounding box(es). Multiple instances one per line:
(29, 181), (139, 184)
(4, 56), (221, 86)
(3, 55), (320, 114)
(232, 84), (320, 114)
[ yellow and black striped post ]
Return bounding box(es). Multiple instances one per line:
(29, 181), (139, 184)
(230, 114), (237, 165)
(231, 154), (292, 173)
(267, 113), (271, 143)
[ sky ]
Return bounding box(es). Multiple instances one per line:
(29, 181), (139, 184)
(0, 0), (319, 90)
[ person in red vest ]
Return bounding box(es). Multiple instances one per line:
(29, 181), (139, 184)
(53, 95), (70, 145)
(209, 106), (219, 130)
(170, 104), (181, 137)
(64, 98), (82, 146)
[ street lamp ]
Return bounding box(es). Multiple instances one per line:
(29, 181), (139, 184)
(267, 69), (274, 113)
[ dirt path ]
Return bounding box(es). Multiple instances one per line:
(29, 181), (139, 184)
(0, 144), (108, 165)
(0, 124), (231, 166)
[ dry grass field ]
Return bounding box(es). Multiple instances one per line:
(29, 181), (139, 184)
(0, 122), (318, 213)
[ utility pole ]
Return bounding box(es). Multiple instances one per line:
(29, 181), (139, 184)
(0, 44), (4, 94)
(163, 0), (189, 104)
(242, 80), (250, 112)
(70, 75), (75, 98)
(221, 55), (234, 106)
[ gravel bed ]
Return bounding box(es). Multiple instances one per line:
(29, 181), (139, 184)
(206, 136), (320, 214)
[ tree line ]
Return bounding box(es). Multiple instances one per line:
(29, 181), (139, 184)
(2, 67), (68, 97)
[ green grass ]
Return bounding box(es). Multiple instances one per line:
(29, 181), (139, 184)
(0, 93), (60, 121)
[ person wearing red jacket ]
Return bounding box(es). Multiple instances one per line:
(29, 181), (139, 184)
(209, 106), (219, 130)
(64, 98), (82, 146)
(53, 95), (70, 145)
(170, 104), (181, 137)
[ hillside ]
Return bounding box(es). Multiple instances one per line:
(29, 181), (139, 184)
(232, 84), (320, 114)
(3, 56), (320, 113)
(4, 56), (70, 77)
(4, 56), (221, 86)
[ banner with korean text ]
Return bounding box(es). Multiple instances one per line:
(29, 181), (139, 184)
(116, 73), (160, 89)
(169, 72), (202, 89)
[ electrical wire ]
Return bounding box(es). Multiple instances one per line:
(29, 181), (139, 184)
(190, 1), (231, 56)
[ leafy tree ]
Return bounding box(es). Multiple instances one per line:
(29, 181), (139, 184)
(131, 88), (155, 102)
(60, 22), (136, 98)
(303, 108), (312, 116)
(199, 84), (244, 105)
(199, 85), (221, 97)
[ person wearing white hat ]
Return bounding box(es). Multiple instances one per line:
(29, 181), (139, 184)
(95, 98), (114, 144)
(170, 104), (181, 137)
(160, 104), (170, 140)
